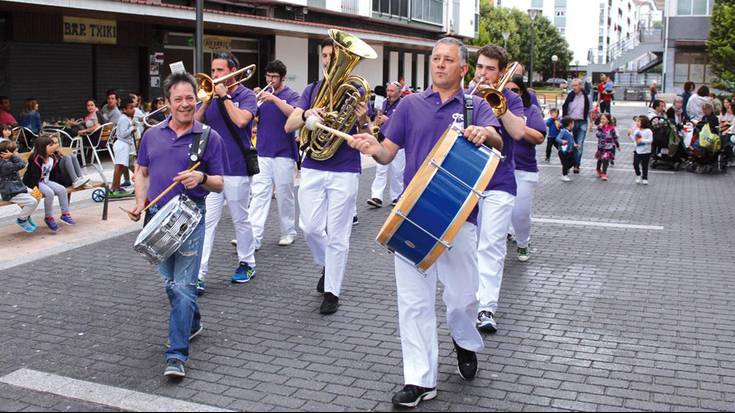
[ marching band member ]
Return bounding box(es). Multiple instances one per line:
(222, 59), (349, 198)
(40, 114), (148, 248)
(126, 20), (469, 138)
(474, 45), (526, 334)
(366, 81), (405, 209)
(128, 72), (225, 378)
(195, 52), (258, 294)
(284, 37), (371, 315)
(507, 75), (546, 262)
(247, 60), (301, 249)
(348, 37), (502, 408)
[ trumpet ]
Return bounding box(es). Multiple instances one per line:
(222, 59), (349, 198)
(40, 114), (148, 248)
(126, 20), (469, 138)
(256, 82), (275, 107)
(474, 61), (521, 118)
(142, 106), (170, 128)
(196, 63), (256, 104)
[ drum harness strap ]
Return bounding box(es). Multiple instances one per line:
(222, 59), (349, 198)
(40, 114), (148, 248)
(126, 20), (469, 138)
(188, 125), (211, 169)
(463, 94), (473, 129)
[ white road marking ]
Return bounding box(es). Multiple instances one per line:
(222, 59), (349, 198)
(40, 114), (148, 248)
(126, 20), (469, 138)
(0, 369), (233, 412)
(537, 164), (676, 174)
(533, 217), (664, 230)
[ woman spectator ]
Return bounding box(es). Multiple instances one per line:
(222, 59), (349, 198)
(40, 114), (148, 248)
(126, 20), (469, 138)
(666, 96), (689, 128)
(686, 86), (712, 123)
(19, 98), (42, 135)
(77, 99), (105, 136)
(148, 97), (167, 125)
(720, 98), (733, 133)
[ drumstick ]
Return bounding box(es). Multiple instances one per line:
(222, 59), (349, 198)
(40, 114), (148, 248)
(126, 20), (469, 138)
(144, 162), (201, 212)
(120, 162), (202, 218)
(305, 115), (355, 142)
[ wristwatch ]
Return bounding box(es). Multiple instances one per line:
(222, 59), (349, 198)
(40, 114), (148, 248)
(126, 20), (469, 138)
(221, 95), (232, 101)
(200, 172), (208, 185)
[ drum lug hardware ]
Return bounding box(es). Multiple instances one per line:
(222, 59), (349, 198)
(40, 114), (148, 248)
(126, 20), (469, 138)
(396, 210), (452, 249)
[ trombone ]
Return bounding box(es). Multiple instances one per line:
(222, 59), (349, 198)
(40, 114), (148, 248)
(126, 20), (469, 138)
(141, 64), (257, 127)
(143, 106), (170, 128)
(473, 61), (521, 118)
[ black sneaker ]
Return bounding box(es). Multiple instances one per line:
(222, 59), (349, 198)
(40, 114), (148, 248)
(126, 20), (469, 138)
(352, 216), (359, 226)
(367, 198), (383, 208)
(391, 384), (437, 408)
(453, 339), (477, 380)
(317, 267), (325, 293)
(163, 359), (185, 378)
(320, 292), (339, 315)
(196, 279), (205, 297)
(391, 198), (398, 206)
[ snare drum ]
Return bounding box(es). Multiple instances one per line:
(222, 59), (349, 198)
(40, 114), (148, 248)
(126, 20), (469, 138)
(133, 195), (203, 265)
(376, 125), (501, 272)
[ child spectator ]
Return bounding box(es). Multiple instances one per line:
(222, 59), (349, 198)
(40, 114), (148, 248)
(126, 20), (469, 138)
(630, 115), (653, 185)
(22, 134), (76, 232)
(0, 124), (12, 143)
(594, 113), (620, 181)
(0, 140), (39, 232)
(44, 133), (91, 189)
(555, 117), (578, 181)
(110, 96), (137, 195)
(544, 108), (561, 162)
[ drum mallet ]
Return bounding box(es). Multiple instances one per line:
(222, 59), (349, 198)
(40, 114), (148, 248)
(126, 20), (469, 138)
(120, 162), (202, 219)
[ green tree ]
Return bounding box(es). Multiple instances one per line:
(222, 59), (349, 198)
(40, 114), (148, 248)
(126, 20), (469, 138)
(706, 0), (735, 92)
(470, 0), (574, 83)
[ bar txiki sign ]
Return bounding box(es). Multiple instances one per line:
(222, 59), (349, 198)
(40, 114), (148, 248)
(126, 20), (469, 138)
(63, 17), (117, 45)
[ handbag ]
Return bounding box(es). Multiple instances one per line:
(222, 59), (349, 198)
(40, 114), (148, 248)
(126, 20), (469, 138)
(217, 98), (259, 176)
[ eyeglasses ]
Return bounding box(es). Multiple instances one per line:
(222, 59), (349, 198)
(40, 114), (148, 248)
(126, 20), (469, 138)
(510, 88), (520, 94)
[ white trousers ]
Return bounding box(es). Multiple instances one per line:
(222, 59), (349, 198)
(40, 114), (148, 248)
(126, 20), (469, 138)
(370, 149), (405, 202)
(477, 190), (516, 314)
(248, 156), (297, 246)
(395, 223), (484, 388)
(509, 170), (539, 249)
(298, 168), (359, 297)
(199, 175), (255, 281)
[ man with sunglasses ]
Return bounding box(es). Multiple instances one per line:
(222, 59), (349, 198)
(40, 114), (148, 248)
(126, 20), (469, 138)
(248, 60), (300, 250)
(195, 52), (258, 294)
(473, 44), (526, 335)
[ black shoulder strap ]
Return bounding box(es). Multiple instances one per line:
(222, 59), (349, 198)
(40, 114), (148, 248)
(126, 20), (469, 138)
(216, 98), (253, 162)
(188, 125), (211, 168)
(463, 94), (474, 129)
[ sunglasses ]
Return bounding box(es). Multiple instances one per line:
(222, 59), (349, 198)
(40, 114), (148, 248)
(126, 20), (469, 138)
(509, 88), (520, 94)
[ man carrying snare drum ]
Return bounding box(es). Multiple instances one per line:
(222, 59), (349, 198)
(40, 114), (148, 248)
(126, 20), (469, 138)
(128, 72), (225, 379)
(349, 37), (502, 408)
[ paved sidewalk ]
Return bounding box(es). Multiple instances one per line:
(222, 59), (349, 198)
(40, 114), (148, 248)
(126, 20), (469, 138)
(1, 103), (734, 411)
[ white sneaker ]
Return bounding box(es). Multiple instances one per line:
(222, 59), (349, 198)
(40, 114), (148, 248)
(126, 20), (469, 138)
(642, 179), (649, 185)
(278, 235), (295, 246)
(635, 177), (642, 184)
(561, 175), (571, 182)
(73, 176), (91, 189)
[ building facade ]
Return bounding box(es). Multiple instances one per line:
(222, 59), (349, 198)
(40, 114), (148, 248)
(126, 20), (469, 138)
(0, 0), (479, 119)
(662, 0), (714, 93)
(495, 0), (642, 66)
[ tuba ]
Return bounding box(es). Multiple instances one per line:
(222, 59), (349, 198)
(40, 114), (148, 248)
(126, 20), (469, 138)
(299, 29), (377, 161)
(476, 61), (521, 118)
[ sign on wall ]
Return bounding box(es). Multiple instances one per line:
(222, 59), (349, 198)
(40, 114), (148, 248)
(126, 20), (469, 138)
(63, 17), (117, 45)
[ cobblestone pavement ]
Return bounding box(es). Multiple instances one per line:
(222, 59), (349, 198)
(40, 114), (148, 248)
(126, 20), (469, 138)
(1, 103), (734, 411)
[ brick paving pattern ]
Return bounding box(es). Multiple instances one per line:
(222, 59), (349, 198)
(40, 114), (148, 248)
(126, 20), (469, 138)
(1, 104), (734, 411)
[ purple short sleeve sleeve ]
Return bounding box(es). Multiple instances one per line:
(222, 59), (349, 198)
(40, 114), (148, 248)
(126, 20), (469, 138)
(526, 105), (546, 134)
(296, 84), (314, 111)
(202, 130), (225, 177)
(237, 89), (257, 117)
(137, 130), (151, 167)
(473, 98), (501, 129)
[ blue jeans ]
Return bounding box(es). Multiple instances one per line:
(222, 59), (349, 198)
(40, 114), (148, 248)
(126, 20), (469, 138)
(573, 120), (588, 167)
(145, 199), (206, 363)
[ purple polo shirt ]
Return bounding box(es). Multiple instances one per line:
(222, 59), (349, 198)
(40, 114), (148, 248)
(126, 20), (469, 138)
(514, 104), (546, 173)
(137, 119), (225, 207)
(202, 84), (257, 176)
(485, 89), (524, 195)
(378, 97), (401, 133)
(257, 86), (300, 160)
(529, 91), (541, 110)
(296, 81), (361, 174)
(383, 86), (500, 225)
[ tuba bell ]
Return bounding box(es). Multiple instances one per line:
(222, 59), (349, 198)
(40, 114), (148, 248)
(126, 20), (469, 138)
(475, 61), (521, 118)
(299, 29), (377, 161)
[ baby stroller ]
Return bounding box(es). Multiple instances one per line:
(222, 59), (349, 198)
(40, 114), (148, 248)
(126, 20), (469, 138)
(650, 116), (686, 170)
(685, 121), (729, 174)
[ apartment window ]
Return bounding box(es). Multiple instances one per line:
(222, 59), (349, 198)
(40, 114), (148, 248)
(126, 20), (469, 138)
(675, 51), (712, 86)
(677, 0), (711, 16)
(373, 0), (409, 18)
(556, 10), (565, 17)
(532, 0), (544, 7)
(411, 0), (443, 25)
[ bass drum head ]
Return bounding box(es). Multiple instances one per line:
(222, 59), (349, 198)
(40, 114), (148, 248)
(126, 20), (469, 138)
(133, 195), (182, 248)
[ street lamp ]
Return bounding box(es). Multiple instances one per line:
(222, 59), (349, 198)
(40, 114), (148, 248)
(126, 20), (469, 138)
(551, 54), (558, 81)
(502, 31), (510, 50)
(527, 8), (541, 88)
